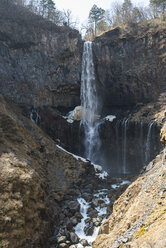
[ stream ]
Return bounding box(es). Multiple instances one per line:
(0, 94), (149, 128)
(48, 159), (131, 248)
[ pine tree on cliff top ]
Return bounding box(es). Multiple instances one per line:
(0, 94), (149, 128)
(89, 4), (105, 37)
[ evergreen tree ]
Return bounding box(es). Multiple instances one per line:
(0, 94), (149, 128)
(28, 0), (40, 14)
(40, 0), (47, 17)
(40, 0), (55, 20)
(47, 0), (55, 20)
(89, 4), (105, 36)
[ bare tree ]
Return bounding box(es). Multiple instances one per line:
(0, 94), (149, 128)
(104, 10), (113, 27)
(81, 21), (94, 41)
(110, 1), (124, 27)
(105, 0), (150, 29)
(96, 19), (109, 35)
(62, 9), (79, 29)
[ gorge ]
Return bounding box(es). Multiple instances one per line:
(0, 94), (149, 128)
(0, 1), (166, 248)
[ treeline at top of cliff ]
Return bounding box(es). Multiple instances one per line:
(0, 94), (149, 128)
(94, 17), (166, 42)
(0, 0), (79, 34)
(85, 0), (166, 41)
(0, 0), (79, 31)
(1, 0), (166, 40)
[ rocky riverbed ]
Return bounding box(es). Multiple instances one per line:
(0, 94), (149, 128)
(48, 164), (131, 248)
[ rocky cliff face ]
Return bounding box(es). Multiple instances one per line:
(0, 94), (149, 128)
(161, 123), (166, 148)
(0, 95), (94, 248)
(93, 20), (166, 113)
(44, 92), (166, 175)
(93, 148), (166, 248)
(0, 2), (82, 109)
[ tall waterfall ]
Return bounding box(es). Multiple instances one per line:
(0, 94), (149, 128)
(80, 41), (100, 162)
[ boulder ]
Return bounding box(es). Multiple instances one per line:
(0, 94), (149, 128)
(57, 236), (67, 244)
(70, 232), (79, 244)
(84, 221), (94, 236)
(59, 243), (68, 248)
(80, 239), (89, 246)
(67, 201), (80, 214)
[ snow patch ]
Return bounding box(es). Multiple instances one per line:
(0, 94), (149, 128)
(56, 145), (88, 163)
(91, 163), (102, 172)
(91, 163), (108, 179)
(56, 145), (108, 179)
(62, 106), (82, 123)
(96, 171), (108, 179)
(105, 115), (116, 122)
(111, 180), (130, 189)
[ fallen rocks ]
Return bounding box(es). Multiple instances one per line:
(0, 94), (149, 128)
(70, 232), (79, 244)
(57, 236), (67, 244)
(48, 169), (130, 248)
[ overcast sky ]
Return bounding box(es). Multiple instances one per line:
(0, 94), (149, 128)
(54, 0), (150, 24)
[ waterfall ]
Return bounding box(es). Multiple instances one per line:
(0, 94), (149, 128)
(115, 120), (121, 173)
(80, 41), (100, 162)
(122, 118), (129, 174)
(145, 121), (155, 163)
(140, 121), (144, 164)
(30, 109), (40, 124)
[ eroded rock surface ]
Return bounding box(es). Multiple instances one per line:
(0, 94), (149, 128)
(0, 2), (82, 109)
(161, 123), (166, 148)
(93, 150), (166, 248)
(0, 95), (93, 248)
(93, 20), (166, 113)
(131, 92), (166, 124)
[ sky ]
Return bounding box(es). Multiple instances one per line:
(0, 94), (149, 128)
(54, 0), (150, 24)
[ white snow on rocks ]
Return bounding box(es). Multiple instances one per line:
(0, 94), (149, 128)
(56, 145), (108, 180)
(56, 145), (87, 163)
(104, 115), (116, 122)
(111, 180), (130, 189)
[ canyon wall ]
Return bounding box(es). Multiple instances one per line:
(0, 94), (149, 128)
(0, 3), (166, 116)
(0, 2), (82, 109)
(161, 123), (166, 148)
(93, 20), (166, 113)
(93, 148), (166, 248)
(0, 94), (94, 248)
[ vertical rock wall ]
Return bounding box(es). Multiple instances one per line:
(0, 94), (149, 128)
(93, 21), (166, 113)
(0, 2), (83, 109)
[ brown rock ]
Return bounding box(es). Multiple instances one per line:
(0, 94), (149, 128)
(161, 123), (166, 148)
(0, 95), (92, 248)
(93, 151), (166, 248)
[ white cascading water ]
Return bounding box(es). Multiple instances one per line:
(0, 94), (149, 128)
(74, 190), (111, 245)
(122, 118), (129, 174)
(74, 197), (100, 244)
(145, 120), (155, 163)
(140, 121), (144, 164)
(80, 41), (100, 162)
(30, 109), (40, 124)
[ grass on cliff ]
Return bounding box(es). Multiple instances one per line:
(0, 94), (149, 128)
(96, 24), (126, 38)
(135, 225), (149, 239)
